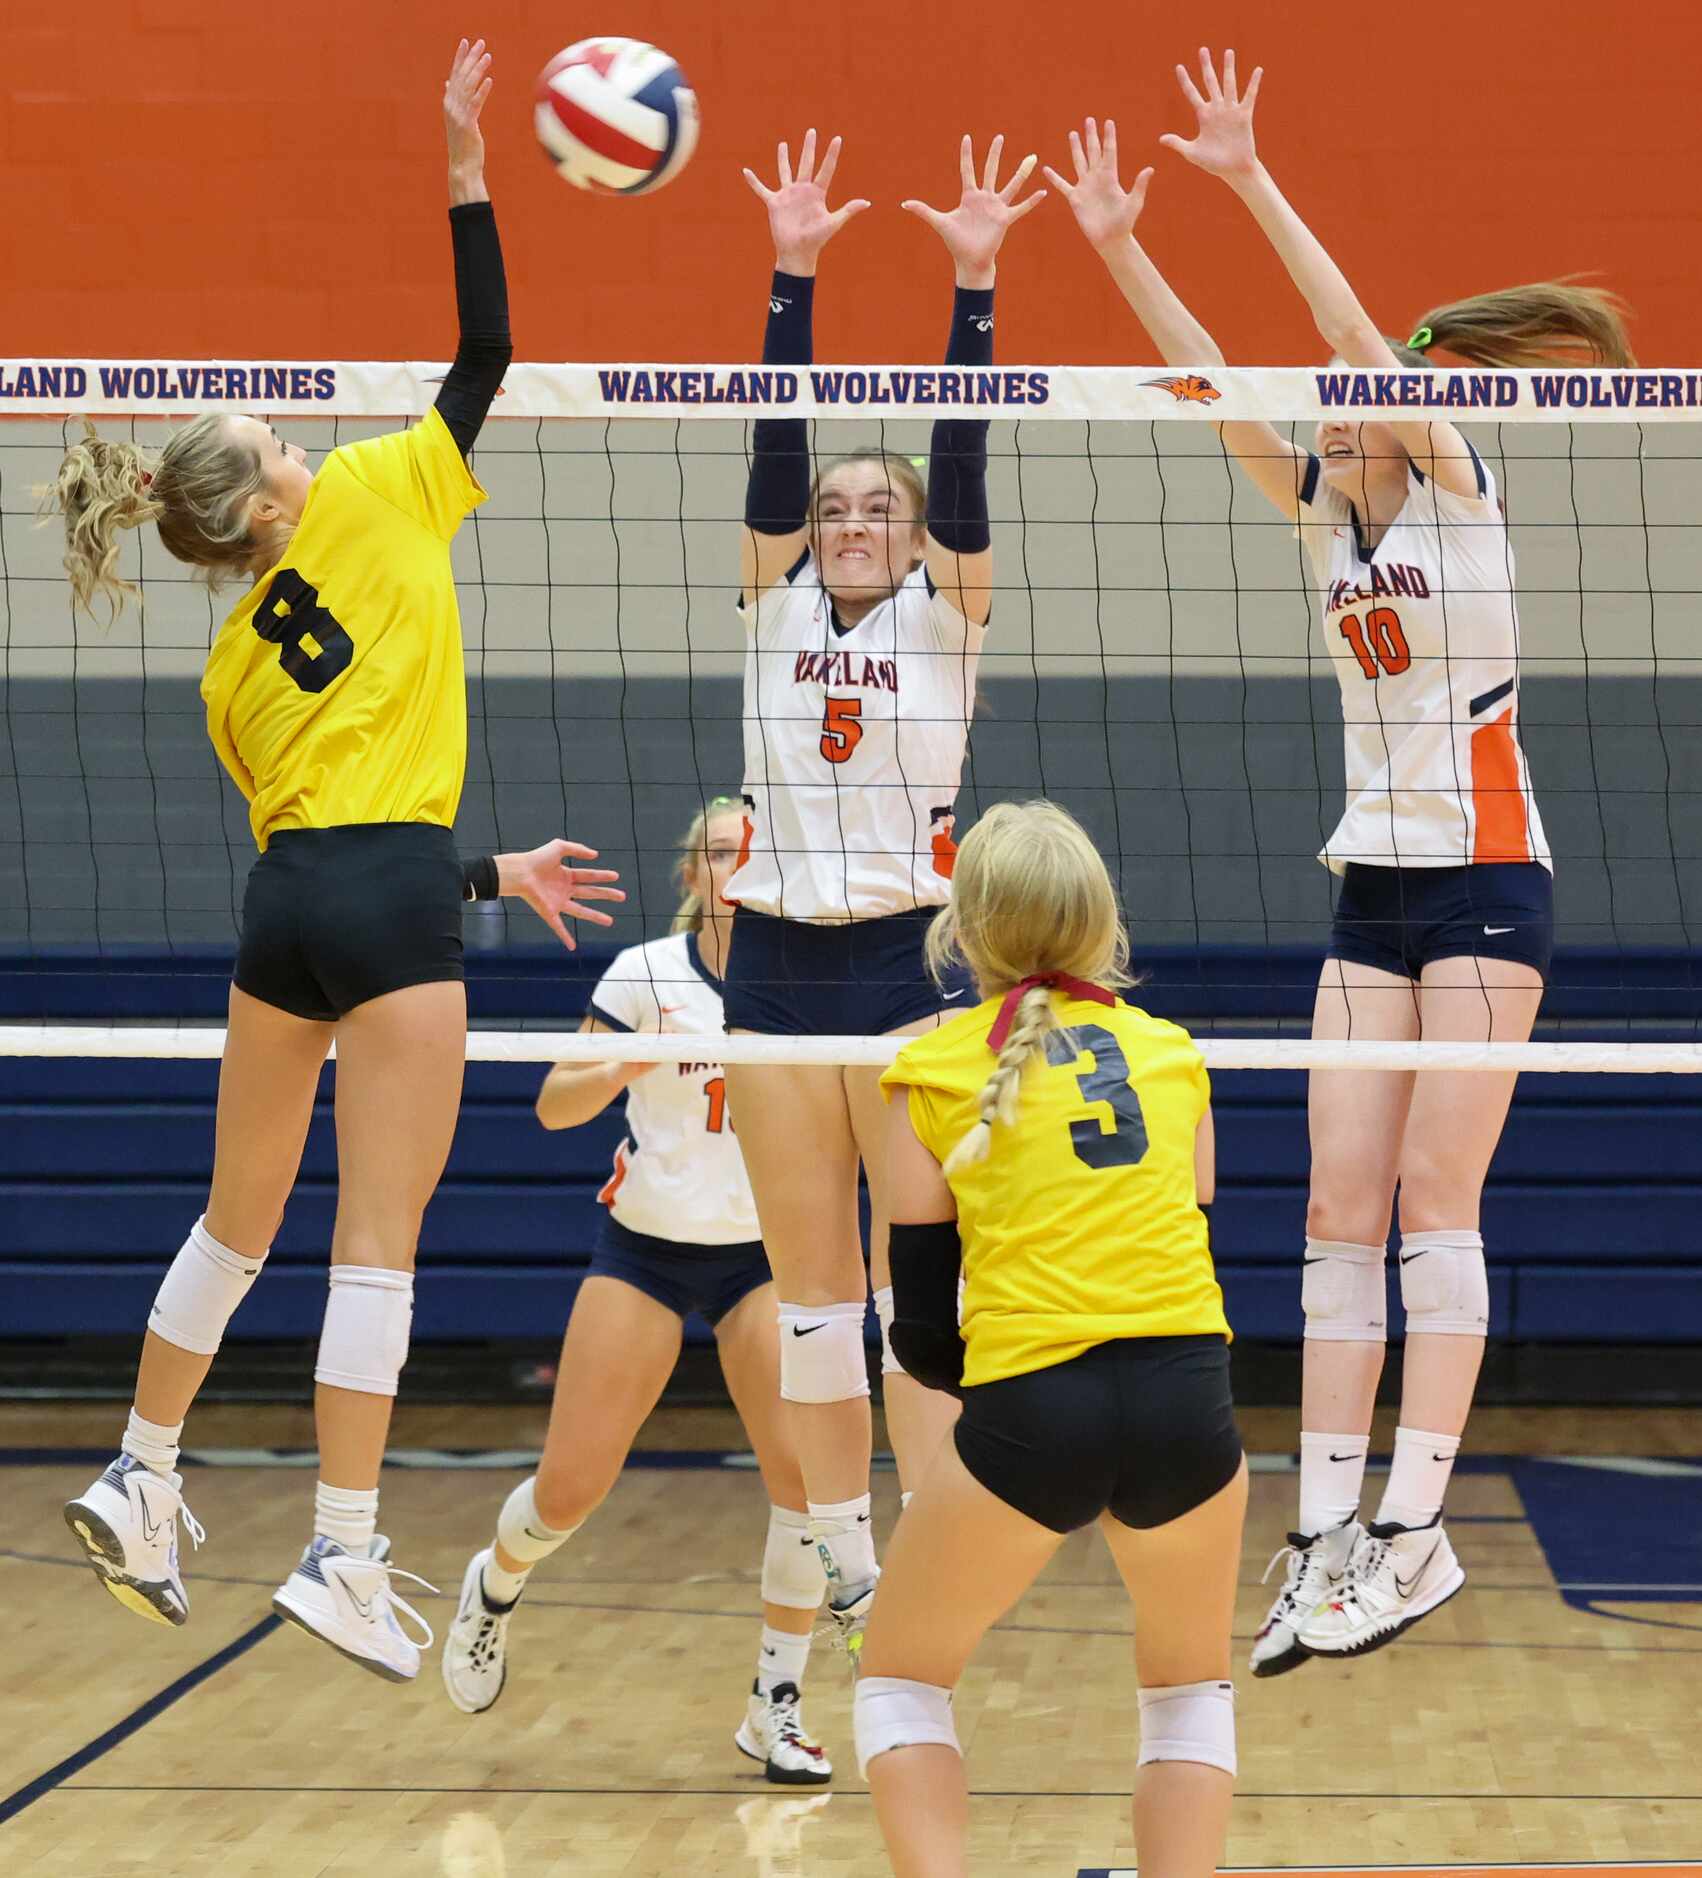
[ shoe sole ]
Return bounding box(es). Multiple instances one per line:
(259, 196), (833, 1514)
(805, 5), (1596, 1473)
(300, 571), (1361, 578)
(63, 1501), (184, 1628)
(1249, 1637), (1312, 1679)
(734, 1723), (833, 1787)
(1302, 1565), (1467, 1661)
(440, 1552), (507, 1715)
(270, 1590), (417, 1684)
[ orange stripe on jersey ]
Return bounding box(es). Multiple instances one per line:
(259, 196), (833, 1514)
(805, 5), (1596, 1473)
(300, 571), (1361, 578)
(930, 816), (958, 880)
(597, 1139), (631, 1208)
(1470, 707), (1531, 864)
(720, 813), (755, 909)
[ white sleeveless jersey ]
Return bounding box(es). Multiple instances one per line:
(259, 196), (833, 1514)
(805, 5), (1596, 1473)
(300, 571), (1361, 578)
(1297, 444), (1550, 874)
(586, 932), (759, 1246)
(727, 551), (985, 920)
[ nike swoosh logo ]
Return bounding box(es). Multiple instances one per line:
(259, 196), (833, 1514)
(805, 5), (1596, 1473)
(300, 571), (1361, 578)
(1301, 1257), (1326, 1266)
(1394, 1542), (1441, 1599)
(1399, 1250), (1429, 1265)
(1327, 1451), (1359, 1463)
(791, 1324), (827, 1338)
(1483, 925), (1515, 935)
(941, 990), (966, 1001)
(343, 1584), (378, 1620)
(523, 1526), (554, 1543)
(1432, 1452), (1454, 1462)
(137, 1491), (163, 1544)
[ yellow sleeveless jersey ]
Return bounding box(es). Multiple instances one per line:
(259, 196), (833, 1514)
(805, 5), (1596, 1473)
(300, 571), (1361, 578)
(201, 407), (486, 849)
(881, 993), (1229, 1388)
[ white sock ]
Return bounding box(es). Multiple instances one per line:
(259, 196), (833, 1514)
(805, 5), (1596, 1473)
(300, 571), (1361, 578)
(314, 1481), (379, 1553)
(122, 1409), (183, 1480)
(1298, 1431), (1369, 1538)
(755, 1623), (813, 1700)
(1376, 1426), (1460, 1531)
(484, 1477), (579, 1605)
(808, 1493), (876, 1604)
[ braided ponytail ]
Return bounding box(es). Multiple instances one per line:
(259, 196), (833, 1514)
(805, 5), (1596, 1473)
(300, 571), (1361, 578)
(945, 983), (1060, 1174)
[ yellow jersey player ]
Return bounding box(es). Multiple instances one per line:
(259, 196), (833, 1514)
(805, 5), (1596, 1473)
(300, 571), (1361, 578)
(856, 801), (1247, 1878)
(48, 39), (621, 1684)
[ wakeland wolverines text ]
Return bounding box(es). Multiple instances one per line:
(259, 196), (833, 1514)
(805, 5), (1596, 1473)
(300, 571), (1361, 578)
(0, 364), (338, 402)
(1315, 370), (1702, 411)
(593, 367), (1050, 407)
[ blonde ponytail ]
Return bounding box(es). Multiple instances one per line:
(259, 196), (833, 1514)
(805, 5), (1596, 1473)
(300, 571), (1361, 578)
(38, 413), (274, 621)
(38, 423), (162, 621)
(929, 799), (1135, 1172)
(1399, 279), (1634, 370)
(945, 983), (1059, 1173)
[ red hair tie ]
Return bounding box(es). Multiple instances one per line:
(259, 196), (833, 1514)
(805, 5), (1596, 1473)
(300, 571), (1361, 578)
(986, 972), (1115, 1051)
(140, 470), (153, 488)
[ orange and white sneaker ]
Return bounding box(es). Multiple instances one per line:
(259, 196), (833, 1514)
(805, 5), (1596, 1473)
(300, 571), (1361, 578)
(1249, 1520), (1359, 1678)
(1298, 1517), (1465, 1659)
(272, 1537), (435, 1682)
(736, 1683), (833, 1786)
(64, 1454), (203, 1628)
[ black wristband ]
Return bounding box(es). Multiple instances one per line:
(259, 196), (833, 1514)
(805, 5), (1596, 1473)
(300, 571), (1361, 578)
(461, 855), (500, 903)
(944, 286), (995, 368)
(762, 271), (816, 365)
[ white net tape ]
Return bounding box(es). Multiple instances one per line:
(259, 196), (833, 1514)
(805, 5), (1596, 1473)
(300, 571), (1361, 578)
(5, 1027), (1700, 1072)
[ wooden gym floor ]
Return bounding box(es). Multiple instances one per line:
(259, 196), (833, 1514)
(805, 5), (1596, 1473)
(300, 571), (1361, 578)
(4, 1401), (1701, 1876)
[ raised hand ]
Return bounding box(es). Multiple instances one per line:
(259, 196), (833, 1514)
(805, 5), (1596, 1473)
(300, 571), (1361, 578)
(497, 839), (624, 951)
(1160, 47), (1263, 181)
(742, 130), (871, 275)
(1044, 118), (1153, 256)
(444, 37), (493, 199)
(903, 134), (1046, 288)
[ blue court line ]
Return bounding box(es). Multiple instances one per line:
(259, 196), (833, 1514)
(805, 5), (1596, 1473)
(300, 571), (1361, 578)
(0, 1615), (279, 1827)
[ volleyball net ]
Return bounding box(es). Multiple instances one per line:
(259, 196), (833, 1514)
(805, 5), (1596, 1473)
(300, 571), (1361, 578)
(1, 360), (1698, 1071)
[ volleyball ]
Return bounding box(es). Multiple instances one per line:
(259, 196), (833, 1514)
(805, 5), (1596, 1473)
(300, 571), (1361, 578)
(533, 37), (699, 195)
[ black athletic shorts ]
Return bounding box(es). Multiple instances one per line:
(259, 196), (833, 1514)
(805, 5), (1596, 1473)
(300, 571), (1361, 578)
(723, 905), (973, 1036)
(953, 1334), (1242, 1535)
(586, 1217), (773, 1329)
(234, 823), (465, 1022)
(1327, 861), (1554, 982)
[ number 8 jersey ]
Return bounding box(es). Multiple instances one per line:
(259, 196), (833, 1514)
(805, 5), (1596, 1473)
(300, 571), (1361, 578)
(201, 407), (486, 850)
(1297, 442), (1551, 875)
(729, 550), (986, 920)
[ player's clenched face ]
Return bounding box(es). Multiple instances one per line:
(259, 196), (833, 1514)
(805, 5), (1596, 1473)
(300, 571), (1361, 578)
(1313, 415), (1407, 500)
(812, 463), (926, 605)
(225, 414), (315, 531)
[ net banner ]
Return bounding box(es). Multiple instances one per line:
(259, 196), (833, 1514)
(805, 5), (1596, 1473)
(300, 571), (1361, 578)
(4, 359), (1702, 422)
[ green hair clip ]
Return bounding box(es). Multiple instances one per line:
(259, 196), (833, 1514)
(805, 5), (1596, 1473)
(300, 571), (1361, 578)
(1406, 325), (1434, 353)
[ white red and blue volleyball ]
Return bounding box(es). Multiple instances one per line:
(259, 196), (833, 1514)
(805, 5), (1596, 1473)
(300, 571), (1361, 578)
(533, 38), (699, 195)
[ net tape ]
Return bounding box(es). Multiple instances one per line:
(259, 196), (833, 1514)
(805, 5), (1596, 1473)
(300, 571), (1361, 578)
(4, 360), (1702, 422)
(6, 1028), (1701, 1071)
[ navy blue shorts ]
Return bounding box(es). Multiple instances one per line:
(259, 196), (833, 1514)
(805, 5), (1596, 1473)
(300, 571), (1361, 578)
(1327, 862), (1554, 982)
(723, 906), (973, 1036)
(586, 1217), (773, 1329)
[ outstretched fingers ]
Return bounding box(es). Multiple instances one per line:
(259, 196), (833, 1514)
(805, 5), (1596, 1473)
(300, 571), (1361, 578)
(981, 132), (1006, 192)
(958, 132), (976, 190)
(1198, 45), (1224, 101)
(776, 139), (793, 187)
(815, 132), (843, 194)
(997, 150), (1037, 204)
(741, 166), (775, 202)
(900, 197), (948, 232)
(1174, 61), (1208, 113)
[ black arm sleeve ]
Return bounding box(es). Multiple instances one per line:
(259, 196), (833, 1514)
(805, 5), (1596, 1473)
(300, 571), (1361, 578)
(927, 286), (994, 555)
(460, 855), (500, 903)
(744, 271), (814, 536)
(888, 1218), (965, 1397)
(434, 202), (514, 458)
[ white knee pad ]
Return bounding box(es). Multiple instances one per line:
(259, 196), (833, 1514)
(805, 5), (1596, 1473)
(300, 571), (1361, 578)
(148, 1216), (267, 1357)
(873, 1285), (904, 1377)
(762, 1504), (828, 1610)
(496, 1476), (578, 1565)
(853, 1676), (959, 1778)
(1137, 1679), (1237, 1776)
(1301, 1239), (1387, 1343)
(778, 1300), (871, 1404)
(314, 1265), (413, 1396)
(1398, 1230), (1489, 1337)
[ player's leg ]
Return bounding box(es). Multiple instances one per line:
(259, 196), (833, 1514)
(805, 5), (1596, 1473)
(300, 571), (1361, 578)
(1098, 1461), (1248, 1878)
(856, 1435), (1066, 1878)
(64, 984), (332, 1626)
(1251, 954), (1417, 1676)
(271, 978), (465, 1680)
(1302, 950), (1542, 1660)
(442, 1271), (686, 1714)
(847, 1022), (961, 1504)
(724, 1057), (877, 1628)
(716, 1277), (833, 1784)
